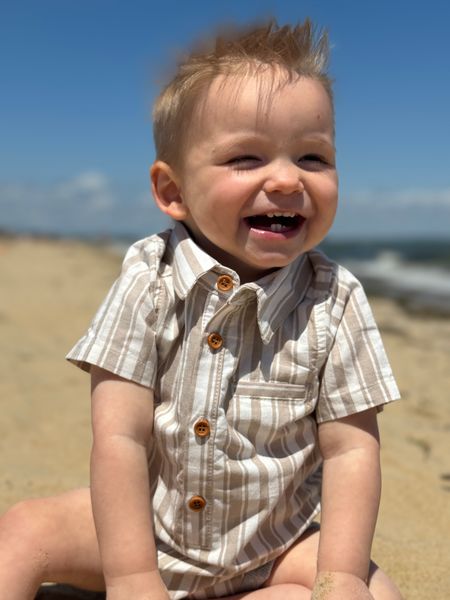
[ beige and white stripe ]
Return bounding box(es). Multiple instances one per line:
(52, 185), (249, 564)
(67, 223), (400, 599)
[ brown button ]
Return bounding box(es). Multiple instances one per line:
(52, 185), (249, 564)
(207, 332), (223, 350)
(217, 275), (233, 292)
(194, 418), (210, 438)
(188, 495), (206, 512)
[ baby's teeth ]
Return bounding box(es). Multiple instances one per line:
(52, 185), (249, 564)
(266, 212), (296, 218)
(270, 223), (283, 232)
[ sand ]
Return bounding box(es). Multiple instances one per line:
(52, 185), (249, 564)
(0, 236), (449, 600)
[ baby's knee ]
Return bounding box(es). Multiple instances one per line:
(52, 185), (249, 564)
(2, 498), (42, 533)
(0, 499), (51, 562)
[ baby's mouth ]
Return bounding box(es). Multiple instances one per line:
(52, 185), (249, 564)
(245, 212), (303, 233)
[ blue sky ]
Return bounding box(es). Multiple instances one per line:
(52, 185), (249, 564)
(1, 0), (449, 239)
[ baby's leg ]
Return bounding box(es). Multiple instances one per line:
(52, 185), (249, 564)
(214, 526), (403, 600)
(259, 527), (403, 600)
(0, 488), (104, 600)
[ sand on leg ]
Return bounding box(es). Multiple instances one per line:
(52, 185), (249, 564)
(0, 488), (104, 600)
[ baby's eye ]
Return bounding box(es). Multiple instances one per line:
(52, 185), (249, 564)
(300, 154), (327, 164)
(226, 155), (261, 170)
(298, 154), (331, 170)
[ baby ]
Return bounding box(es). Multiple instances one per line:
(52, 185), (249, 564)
(0, 20), (403, 600)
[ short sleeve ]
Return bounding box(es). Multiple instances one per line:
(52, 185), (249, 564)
(66, 240), (161, 388)
(315, 272), (400, 423)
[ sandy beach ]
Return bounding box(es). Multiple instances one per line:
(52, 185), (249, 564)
(1, 236), (449, 600)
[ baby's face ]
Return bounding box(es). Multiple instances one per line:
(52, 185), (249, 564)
(167, 72), (338, 282)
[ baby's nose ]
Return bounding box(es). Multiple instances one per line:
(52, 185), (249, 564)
(263, 162), (304, 195)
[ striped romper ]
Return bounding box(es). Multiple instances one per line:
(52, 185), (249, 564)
(67, 222), (400, 599)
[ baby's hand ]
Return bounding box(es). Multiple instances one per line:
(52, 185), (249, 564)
(312, 571), (375, 600)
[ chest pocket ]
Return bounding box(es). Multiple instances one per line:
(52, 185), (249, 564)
(226, 379), (318, 459)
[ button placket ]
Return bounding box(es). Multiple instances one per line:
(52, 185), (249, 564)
(185, 298), (235, 548)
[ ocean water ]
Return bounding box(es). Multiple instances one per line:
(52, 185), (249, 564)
(320, 239), (450, 315)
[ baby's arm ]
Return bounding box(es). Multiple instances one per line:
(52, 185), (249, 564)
(313, 407), (381, 599)
(90, 366), (169, 600)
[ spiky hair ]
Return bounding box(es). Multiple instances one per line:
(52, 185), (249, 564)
(153, 19), (332, 167)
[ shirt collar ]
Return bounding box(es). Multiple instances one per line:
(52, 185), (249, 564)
(169, 223), (313, 344)
(170, 223), (229, 298)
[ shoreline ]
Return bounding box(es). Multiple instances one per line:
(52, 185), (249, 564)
(1, 236), (449, 600)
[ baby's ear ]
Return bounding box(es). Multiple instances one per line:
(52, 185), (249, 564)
(150, 161), (188, 221)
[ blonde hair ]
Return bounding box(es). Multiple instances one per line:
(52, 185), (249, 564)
(153, 19), (332, 168)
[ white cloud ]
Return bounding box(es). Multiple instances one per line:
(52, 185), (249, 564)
(347, 187), (450, 209)
(392, 188), (450, 208)
(333, 185), (450, 238)
(54, 171), (114, 213)
(0, 171), (169, 237)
